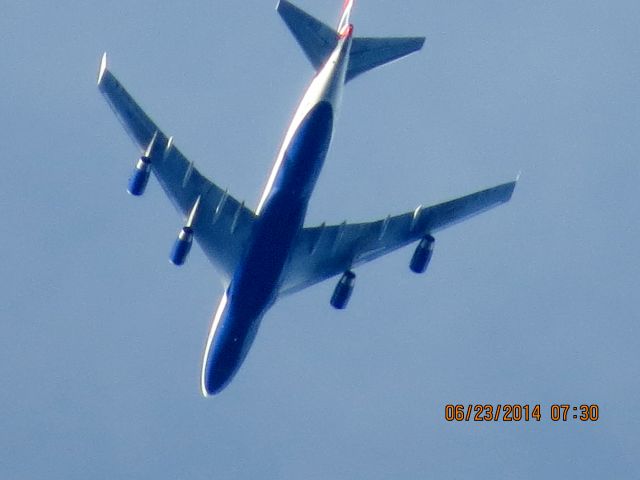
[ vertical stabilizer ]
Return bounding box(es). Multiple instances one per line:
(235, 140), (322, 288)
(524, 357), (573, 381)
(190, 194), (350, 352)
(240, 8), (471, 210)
(337, 0), (355, 36)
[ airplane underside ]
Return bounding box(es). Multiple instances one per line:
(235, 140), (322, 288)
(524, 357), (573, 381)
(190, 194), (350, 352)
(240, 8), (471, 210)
(97, 0), (516, 396)
(203, 100), (335, 393)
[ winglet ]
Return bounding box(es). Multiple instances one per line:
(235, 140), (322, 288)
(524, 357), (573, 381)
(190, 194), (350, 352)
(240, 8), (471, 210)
(516, 170), (522, 182)
(97, 52), (108, 85)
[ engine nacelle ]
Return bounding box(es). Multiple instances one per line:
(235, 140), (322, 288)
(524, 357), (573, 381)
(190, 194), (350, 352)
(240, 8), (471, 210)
(410, 235), (435, 274)
(330, 270), (356, 310)
(170, 226), (194, 266)
(128, 156), (151, 196)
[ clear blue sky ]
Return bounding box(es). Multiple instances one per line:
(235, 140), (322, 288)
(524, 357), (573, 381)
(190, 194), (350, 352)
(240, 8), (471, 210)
(2, 0), (639, 478)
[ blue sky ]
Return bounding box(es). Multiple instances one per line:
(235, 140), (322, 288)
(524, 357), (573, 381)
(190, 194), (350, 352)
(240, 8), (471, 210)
(2, 0), (639, 478)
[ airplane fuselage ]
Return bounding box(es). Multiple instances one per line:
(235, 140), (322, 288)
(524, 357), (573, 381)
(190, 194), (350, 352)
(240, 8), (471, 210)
(201, 29), (354, 395)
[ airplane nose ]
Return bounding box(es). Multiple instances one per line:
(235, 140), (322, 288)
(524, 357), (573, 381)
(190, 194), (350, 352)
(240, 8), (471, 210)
(201, 361), (233, 396)
(200, 291), (267, 396)
(201, 340), (242, 396)
(201, 307), (249, 396)
(201, 293), (237, 396)
(201, 321), (263, 396)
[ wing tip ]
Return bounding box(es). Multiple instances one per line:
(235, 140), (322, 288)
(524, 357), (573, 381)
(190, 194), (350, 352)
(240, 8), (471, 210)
(276, 0), (291, 13)
(97, 52), (108, 85)
(505, 171), (522, 200)
(503, 177), (518, 202)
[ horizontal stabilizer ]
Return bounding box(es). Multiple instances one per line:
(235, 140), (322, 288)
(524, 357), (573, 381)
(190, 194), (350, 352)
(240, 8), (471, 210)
(277, 0), (337, 70)
(347, 36), (425, 82)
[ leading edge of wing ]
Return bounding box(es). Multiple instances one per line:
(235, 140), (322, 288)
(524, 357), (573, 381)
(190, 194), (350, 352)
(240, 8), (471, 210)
(279, 179), (517, 295)
(97, 53), (256, 282)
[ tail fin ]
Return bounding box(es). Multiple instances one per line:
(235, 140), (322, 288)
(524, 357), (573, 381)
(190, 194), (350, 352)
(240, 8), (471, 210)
(337, 0), (355, 36)
(276, 0), (425, 82)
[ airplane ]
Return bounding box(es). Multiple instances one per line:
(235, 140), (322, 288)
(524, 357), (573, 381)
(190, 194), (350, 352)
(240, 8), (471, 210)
(97, 0), (517, 396)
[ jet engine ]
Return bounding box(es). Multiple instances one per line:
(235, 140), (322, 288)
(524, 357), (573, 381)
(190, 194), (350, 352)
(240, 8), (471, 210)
(170, 196), (201, 266)
(330, 270), (356, 309)
(410, 235), (435, 273)
(170, 226), (194, 266)
(128, 155), (151, 196)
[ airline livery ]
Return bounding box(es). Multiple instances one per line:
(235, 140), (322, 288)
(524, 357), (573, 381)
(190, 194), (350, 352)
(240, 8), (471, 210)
(98, 0), (517, 396)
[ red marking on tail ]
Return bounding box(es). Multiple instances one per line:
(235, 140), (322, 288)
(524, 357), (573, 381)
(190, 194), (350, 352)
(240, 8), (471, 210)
(339, 23), (354, 38)
(338, 0), (354, 34)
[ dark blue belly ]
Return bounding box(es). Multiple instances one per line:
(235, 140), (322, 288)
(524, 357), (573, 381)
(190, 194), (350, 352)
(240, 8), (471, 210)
(233, 100), (334, 311)
(202, 101), (334, 394)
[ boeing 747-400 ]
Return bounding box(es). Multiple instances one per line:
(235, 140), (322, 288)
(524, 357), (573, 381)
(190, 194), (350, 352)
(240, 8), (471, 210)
(98, 0), (516, 396)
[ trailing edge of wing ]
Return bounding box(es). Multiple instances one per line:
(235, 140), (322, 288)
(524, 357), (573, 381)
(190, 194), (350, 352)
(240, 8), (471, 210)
(97, 54), (255, 282)
(279, 180), (517, 295)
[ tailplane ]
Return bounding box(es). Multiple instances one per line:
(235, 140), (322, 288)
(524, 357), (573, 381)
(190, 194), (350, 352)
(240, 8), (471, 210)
(276, 0), (425, 82)
(346, 36), (425, 82)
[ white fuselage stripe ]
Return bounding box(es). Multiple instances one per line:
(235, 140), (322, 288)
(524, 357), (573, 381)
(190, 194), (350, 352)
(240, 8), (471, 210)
(256, 33), (352, 215)
(200, 292), (228, 396)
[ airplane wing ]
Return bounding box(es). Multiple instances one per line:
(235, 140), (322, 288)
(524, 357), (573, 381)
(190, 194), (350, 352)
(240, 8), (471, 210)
(97, 54), (255, 283)
(278, 180), (516, 295)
